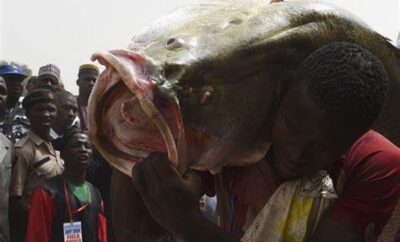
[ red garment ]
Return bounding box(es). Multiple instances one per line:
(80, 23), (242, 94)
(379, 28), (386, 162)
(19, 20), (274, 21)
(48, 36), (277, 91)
(25, 189), (107, 242)
(202, 130), (400, 237)
(25, 190), (54, 242)
(25, 189), (55, 242)
(328, 130), (400, 235)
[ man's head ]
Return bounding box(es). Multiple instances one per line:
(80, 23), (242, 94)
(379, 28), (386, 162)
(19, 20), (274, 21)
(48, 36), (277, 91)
(0, 64), (27, 108)
(271, 42), (389, 180)
(77, 64), (99, 103)
(23, 89), (57, 138)
(26, 76), (38, 93)
(60, 129), (92, 172)
(0, 77), (8, 111)
(54, 90), (78, 134)
(37, 64), (61, 91)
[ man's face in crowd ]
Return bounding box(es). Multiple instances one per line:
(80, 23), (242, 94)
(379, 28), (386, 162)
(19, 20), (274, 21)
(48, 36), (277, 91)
(271, 83), (356, 180)
(37, 74), (59, 91)
(27, 102), (57, 134)
(62, 133), (93, 171)
(77, 71), (98, 98)
(26, 77), (37, 93)
(0, 78), (7, 111)
(56, 94), (78, 130)
(2, 74), (24, 102)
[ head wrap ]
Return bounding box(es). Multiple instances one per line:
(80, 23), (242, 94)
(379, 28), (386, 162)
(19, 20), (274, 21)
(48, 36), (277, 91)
(22, 88), (56, 110)
(38, 64), (61, 82)
(0, 64), (27, 78)
(78, 64), (99, 76)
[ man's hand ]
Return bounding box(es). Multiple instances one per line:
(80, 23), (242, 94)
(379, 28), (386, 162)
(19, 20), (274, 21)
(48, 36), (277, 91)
(131, 153), (203, 236)
(132, 153), (237, 242)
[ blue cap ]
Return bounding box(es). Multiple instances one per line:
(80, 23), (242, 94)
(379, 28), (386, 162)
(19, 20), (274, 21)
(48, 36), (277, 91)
(0, 64), (27, 77)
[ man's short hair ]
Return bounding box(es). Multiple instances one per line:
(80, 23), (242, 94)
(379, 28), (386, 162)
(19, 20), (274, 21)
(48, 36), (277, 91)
(55, 90), (75, 104)
(294, 42), (389, 129)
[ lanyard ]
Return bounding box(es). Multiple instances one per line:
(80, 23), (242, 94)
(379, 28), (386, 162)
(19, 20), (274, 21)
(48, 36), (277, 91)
(63, 181), (89, 222)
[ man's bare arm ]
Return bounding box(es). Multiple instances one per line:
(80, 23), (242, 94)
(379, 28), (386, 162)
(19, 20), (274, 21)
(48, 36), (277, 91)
(131, 153), (236, 242)
(310, 216), (364, 242)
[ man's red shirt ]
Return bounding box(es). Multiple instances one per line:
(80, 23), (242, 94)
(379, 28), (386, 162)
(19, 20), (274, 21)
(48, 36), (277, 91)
(202, 130), (400, 237)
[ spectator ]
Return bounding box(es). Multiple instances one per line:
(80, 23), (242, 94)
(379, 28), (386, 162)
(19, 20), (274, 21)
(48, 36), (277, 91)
(76, 64), (115, 241)
(9, 89), (64, 242)
(56, 81), (65, 91)
(36, 64), (61, 92)
(25, 76), (37, 94)
(25, 129), (107, 242)
(51, 90), (78, 141)
(0, 64), (29, 142)
(0, 76), (14, 242)
(76, 64), (98, 131)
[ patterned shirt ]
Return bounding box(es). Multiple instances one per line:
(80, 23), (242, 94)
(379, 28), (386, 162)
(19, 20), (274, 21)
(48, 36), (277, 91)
(0, 99), (30, 142)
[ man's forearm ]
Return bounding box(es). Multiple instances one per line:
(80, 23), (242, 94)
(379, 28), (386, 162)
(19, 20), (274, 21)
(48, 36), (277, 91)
(179, 212), (237, 242)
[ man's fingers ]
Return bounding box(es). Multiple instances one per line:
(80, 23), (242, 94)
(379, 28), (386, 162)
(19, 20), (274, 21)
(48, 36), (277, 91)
(364, 223), (377, 242)
(182, 170), (203, 198)
(133, 153), (179, 196)
(147, 152), (181, 180)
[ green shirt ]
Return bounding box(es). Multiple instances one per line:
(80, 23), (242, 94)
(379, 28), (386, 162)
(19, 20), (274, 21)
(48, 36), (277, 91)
(68, 182), (91, 203)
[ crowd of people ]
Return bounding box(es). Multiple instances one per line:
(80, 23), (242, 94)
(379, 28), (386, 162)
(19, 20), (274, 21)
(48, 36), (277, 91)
(0, 63), (112, 242)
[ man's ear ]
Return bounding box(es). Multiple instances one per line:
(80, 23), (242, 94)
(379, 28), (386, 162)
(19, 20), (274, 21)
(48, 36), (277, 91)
(76, 78), (80, 86)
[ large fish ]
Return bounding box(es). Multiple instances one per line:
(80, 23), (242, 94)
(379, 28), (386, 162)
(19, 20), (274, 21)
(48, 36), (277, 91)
(89, 0), (400, 241)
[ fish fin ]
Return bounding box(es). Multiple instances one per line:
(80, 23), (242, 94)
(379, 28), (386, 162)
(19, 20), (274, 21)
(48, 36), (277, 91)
(377, 35), (400, 66)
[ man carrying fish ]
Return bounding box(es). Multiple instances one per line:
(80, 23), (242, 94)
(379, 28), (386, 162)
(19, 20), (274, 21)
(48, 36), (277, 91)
(87, 0), (400, 241)
(131, 42), (400, 242)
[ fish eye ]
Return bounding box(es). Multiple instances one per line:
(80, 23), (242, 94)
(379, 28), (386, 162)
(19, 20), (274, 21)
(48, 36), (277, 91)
(199, 86), (214, 106)
(229, 18), (243, 25)
(166, 38), (184, 50)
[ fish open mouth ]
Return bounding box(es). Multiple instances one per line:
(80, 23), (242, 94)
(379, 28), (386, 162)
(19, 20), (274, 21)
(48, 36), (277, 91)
(89, 50), (186, 176)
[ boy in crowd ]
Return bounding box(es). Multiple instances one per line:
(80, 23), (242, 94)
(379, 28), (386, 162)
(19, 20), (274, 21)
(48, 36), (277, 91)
(51, 90), (78, 140)
(25, 129), (107, 242)
(76, 64), (98, 131)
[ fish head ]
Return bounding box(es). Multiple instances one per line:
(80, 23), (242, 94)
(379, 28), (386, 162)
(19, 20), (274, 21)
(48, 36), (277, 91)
(89, 0), (400, 176)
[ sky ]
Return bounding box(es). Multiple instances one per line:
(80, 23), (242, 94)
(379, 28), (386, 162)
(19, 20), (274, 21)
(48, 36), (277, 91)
(1, 0), (399, 94)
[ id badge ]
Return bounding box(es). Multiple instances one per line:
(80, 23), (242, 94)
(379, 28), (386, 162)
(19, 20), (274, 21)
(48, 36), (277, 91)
(63, 221), (83, 242)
